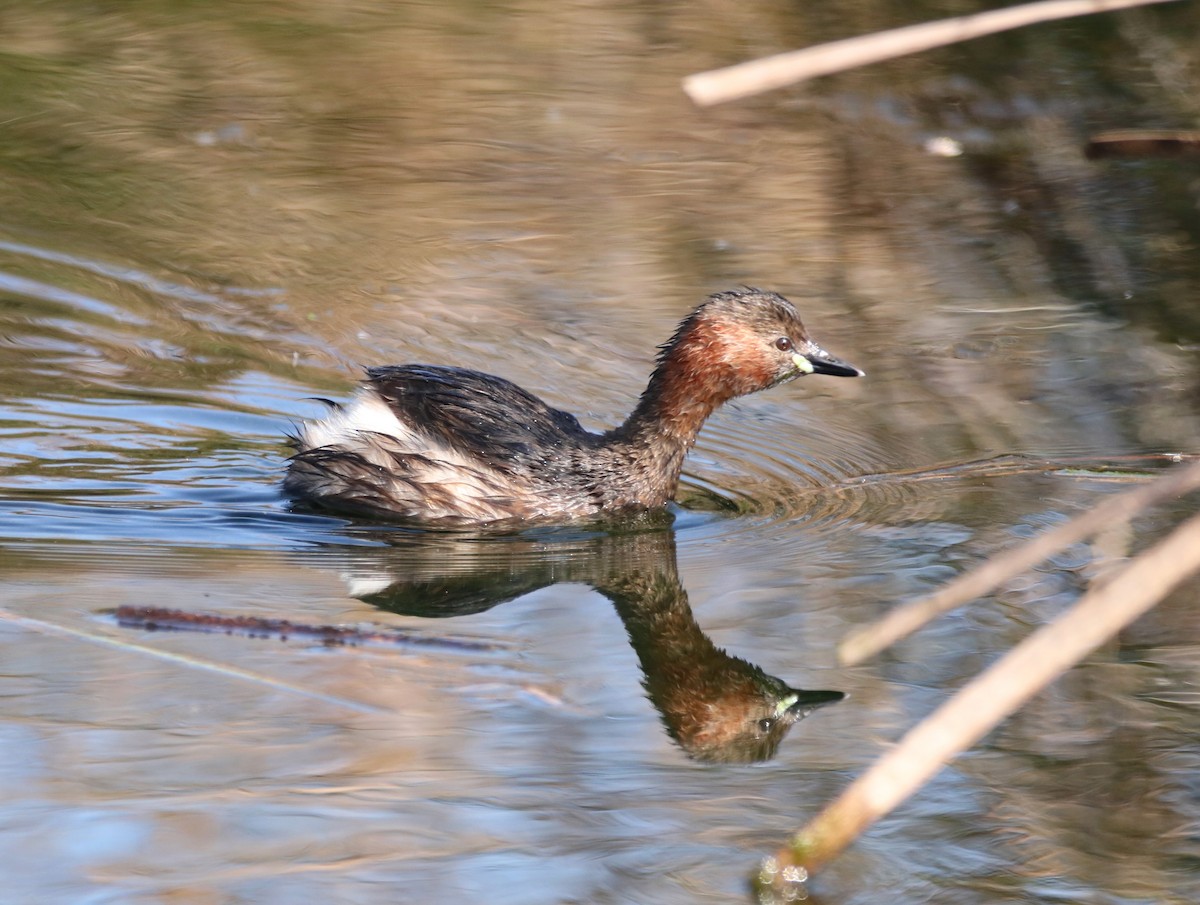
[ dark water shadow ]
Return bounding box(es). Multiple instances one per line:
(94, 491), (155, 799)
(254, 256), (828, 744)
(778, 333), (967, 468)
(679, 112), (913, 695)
(342, 519), (845, 764)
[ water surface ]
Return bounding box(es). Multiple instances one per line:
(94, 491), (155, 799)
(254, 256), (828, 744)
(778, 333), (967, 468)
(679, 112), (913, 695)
(2, 3), (1199, 903)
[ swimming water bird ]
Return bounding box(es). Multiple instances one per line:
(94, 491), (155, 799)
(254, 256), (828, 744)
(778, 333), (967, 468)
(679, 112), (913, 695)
(284, 288), (862, 523)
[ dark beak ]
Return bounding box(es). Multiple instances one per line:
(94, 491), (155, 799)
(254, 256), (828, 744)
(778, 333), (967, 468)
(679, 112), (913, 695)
(806, 352), (864, 376)
(794, 340), (863, 378)
(784, 689), (846, 719)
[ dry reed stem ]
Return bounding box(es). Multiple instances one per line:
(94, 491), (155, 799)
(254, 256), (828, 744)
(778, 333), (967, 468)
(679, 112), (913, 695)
(758, 507), (1200, 888)
(839, 458), (1200, 666)
(684, 0), (1180, 106)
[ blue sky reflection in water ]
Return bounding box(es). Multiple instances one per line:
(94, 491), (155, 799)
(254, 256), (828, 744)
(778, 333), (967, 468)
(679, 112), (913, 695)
(1, 2), (1200, 903)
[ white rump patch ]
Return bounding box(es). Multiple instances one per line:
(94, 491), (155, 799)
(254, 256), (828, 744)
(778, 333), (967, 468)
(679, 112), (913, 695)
(292, 385), (543, 521)
(298, 389), (419, 451)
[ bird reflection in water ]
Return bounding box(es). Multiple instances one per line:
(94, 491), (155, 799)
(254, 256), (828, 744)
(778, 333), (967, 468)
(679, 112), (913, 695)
(354, 519), (844, 764)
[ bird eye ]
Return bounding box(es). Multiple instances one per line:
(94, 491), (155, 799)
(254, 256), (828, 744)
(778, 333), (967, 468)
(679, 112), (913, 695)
(774, 337), (792, 352)
(757, 718), (774, 734)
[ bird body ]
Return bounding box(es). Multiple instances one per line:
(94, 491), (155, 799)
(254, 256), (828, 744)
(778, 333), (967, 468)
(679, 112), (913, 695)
(284, 289), (861, 523)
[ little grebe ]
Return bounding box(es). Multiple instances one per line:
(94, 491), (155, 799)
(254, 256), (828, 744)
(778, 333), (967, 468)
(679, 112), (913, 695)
(284, 288), (862, 523)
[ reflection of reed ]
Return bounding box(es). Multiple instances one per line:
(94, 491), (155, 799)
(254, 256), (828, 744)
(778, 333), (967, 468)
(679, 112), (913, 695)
(766, 453), (1200, 531)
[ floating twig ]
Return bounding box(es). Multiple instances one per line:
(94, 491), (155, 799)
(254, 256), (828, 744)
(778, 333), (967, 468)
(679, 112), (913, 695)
(834, 452), (1198, 490)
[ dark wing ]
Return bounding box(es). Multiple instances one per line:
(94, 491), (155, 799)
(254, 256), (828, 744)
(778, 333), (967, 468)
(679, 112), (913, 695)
(366, 365), (594, 471)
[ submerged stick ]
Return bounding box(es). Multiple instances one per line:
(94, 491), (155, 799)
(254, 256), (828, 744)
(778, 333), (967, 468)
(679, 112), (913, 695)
(114, 605), (499, 653)
(757, 509), (1200, 890)
(839, 458), (1200, 666)
(1, 609), (385, 714)
(684, 0), (1179, 106)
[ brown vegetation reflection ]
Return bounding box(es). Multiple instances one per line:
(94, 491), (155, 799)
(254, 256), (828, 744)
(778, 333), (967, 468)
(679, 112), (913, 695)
(353, 523), (844, 764)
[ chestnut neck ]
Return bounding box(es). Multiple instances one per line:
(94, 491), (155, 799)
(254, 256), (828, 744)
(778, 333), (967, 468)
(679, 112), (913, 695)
(605, 326), (739, 501)
(618, 351), (726, 446)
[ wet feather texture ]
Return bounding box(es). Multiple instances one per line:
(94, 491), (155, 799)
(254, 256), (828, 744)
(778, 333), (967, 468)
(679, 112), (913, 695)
(284, 288), (862, 523)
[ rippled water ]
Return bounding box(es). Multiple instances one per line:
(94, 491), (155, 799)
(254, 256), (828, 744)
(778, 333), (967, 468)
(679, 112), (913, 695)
(3, 3), (1200, 904)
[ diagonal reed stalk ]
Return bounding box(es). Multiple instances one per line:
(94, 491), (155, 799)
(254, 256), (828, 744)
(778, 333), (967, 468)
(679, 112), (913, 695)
(756, 461), (1200, 893)
(840, 459), (1200, 665)
(685, 0), (1181, 106)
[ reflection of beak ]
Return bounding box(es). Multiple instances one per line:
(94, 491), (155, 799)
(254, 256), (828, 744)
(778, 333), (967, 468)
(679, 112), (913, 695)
(778, 689), (846, 719)
(792, 346), (865, 378)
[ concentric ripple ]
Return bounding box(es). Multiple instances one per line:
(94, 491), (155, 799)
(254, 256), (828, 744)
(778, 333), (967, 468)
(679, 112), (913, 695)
(672, 400), (912, 547)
